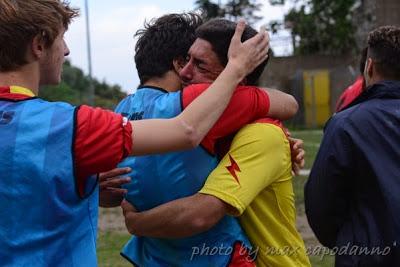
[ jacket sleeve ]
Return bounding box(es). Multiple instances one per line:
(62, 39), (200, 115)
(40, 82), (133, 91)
(305, 117), (355, 248)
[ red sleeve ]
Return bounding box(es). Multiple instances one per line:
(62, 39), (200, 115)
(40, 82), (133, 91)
(182, 83), (270, 154)
(74, 105), (133, 196)
(336, 76), (365, 112)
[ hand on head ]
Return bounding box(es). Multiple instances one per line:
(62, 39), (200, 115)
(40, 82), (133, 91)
(227, 19), (270, 80)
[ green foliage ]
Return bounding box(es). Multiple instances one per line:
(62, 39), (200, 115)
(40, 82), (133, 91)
(195, 0), (263, 26)
(195, 0), (225, 20)
(224, 0), (262, 25)
(39, 60), (127, 109)
(40, 82), (81, 106)
(270, 0), (358, 55)
(269, 0), (285, 5)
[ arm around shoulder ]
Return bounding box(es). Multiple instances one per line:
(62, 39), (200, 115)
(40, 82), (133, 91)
(264, 88), (298, 120)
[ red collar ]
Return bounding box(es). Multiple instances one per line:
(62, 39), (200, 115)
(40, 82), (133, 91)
(0, 86), (36, 100)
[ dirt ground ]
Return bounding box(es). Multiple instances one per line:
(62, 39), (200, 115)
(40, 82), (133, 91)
(98, 207), (126, 233)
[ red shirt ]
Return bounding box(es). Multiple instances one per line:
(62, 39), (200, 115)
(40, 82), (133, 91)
(74, 105), (133, 195)
(75, 83), (269, 180)
(336, 76), (365, 112)
(182, 84), (270, 154)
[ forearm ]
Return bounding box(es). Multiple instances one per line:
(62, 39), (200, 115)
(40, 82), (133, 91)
(130, 66), (248, 156)
(124, 194), (228, 238)
(175, 63), (246, 142)
(264, 88), (298, 120)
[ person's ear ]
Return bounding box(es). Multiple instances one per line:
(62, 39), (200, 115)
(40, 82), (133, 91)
(31, 34), (46, 59)
(365, 58), (373, 79)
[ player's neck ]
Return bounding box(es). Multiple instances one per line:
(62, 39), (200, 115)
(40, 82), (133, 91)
(0, 63), (40, 95)
(144, 71), (182, 92)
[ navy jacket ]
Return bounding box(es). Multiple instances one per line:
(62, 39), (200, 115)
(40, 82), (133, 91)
(305, 81), (400, 267)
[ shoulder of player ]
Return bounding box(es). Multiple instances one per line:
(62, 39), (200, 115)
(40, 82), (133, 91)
(233, 121), (287, 148)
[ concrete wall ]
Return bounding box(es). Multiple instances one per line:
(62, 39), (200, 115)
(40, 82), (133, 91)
(354, 0), (400, 49)
(258, 55), (359, 127)
(257, 0), (400, 128)
(353, 0), (377, 50)
(258, 0), (400, 93)
(377, 0), (400, 26)
(258, 54), (358, 95)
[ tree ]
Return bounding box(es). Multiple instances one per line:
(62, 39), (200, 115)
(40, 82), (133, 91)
(270, 0), (358, 55)
(40, 82), (81, 106)
(224, 0), (262, 25)
(195, 0), (225, 20)
(195, 0), (263, 26)
(39, 60), (127, 109)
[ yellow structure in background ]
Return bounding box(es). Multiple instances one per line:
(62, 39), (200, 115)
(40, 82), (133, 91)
(303, 70), (331, 127)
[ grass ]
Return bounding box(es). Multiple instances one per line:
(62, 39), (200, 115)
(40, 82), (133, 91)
(97, 235), (335, 267)
(293, 175), (308, 202)
(290, 130), (335, 266)
(292, 175), (335, 267)
(291, 130), (324, 169)
(309, 255), (335, 267)
(97, 231), (131, 267)
(96, 232), (335, 267)
(97, 129), (332, 266)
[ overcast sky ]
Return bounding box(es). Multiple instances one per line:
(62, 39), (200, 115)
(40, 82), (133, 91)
(65, 0), (292, 93)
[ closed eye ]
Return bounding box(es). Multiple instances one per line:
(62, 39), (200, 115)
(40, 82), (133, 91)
(193, 59), (208, 72)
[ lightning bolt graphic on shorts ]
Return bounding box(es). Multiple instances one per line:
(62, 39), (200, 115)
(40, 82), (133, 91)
(226, 154), (241, 185)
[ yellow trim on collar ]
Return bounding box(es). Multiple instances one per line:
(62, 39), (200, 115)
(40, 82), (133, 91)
(10, 86), (35, 97)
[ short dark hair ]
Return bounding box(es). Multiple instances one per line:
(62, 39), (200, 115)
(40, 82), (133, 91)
(134, 13), (203, 84)
(195, 18), (269, 85)
(367, 26), (400, 80)
(0, 0), (79, 71)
